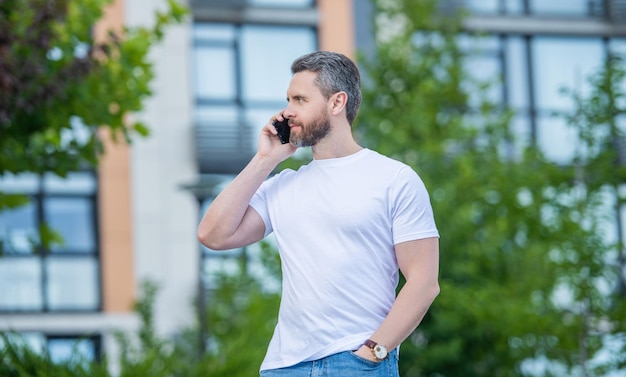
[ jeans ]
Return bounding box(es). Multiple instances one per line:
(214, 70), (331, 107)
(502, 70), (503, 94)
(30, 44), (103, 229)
(259, 349), (399, 377)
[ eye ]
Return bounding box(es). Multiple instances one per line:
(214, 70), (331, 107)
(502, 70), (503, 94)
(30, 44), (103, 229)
(298, 97), (304, 103)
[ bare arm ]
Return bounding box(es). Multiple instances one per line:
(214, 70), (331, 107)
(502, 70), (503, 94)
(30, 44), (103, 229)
(355, 237), (440, 360)
(197, 119), (296, 250)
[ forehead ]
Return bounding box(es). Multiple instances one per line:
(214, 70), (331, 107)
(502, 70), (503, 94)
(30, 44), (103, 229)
(287, 70), (323, 97)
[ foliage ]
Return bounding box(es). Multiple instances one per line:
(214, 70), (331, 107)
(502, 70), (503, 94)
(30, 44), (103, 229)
(356, 0), (626, 376)
(0, 0), (187, 252)
(0, 333), (108, 377)
(0, 0), (186, 176)
(111, 244), (282, 377)
(200, 241), (281, 376)
(554, 54), (626, 375)
(112, 280), (186, 377)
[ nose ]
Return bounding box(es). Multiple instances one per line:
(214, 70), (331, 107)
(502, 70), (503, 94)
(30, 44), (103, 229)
(282, 105), (296, 120)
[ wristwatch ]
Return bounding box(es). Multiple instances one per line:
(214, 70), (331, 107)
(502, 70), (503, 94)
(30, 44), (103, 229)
(363, 339), (389, 361)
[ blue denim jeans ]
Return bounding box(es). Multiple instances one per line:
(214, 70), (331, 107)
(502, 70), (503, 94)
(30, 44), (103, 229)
(259, 349), (399, 377)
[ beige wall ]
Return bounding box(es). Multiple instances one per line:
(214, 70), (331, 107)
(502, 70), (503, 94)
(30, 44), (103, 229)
(95, 0), (135, 313)
(318, 0), (355, 59)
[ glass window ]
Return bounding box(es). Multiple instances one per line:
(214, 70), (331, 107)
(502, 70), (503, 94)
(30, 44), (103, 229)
(0, 202), (37, 254)
(195, 106), (238, 125)
(193, 24), (237, 101)
(44, 198), (95, 252)
(245, 108), (275, 138)
(0, 333), (100, 363)
(609, 38), (626, 57)
(504, 0), (524, 14)
(0, 172), (99, 312)
(193, 23), (236, 41)
(529, 0), (591, 16)
(193, 21), (316, 175)
(609, 39), (626, 110)
(249, 0), (314, 7)
(532, 37), (604, 112)
(193, 22), (316, 106)
(240, 25), (317, 103)
(536, 116), (578, 164)
(458, 34), (503, 108)
(506, 36), (529, 110)
(47, 257), (99, 310)
(48, 337), (97, 364)
(0, 173), (39, 193)
(465, 0), (499, 14)
(43, 172), (96, 194)
(193, 14), (316, 288)
(194, 47), (237, 99)
(0, 258), (42, 310)
(509, 114), (532, 158)
(464, 54), (502, 106)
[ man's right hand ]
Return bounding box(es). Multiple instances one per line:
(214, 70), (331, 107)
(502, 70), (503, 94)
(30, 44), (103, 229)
(257, 116), (297, 163)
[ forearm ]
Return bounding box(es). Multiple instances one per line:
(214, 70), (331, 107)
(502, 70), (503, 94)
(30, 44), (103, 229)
(369, 277), (440, 350)
(197, 153), (277, 249)
(355, 238), (440, 361)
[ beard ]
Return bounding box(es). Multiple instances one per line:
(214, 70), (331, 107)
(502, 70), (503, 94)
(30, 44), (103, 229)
(290, 111), (331, 147)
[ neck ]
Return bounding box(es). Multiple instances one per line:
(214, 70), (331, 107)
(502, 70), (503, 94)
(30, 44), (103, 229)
(311, 120), (363, 160)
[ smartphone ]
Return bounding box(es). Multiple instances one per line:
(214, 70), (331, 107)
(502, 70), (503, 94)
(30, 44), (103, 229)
(272, 118), (291, 144)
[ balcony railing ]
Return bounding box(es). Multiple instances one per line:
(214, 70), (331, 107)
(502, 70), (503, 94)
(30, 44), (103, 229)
(195, 122), (254, 174)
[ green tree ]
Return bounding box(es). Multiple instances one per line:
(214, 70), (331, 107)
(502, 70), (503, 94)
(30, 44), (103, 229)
(0, 0), (186, 251)
(201, 242), (281, 376)
(357, 0), (626, 376)
(553, 54), (626, 376)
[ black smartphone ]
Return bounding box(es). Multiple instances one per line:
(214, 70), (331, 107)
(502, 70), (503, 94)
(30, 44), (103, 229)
(272, 118), (290, 144)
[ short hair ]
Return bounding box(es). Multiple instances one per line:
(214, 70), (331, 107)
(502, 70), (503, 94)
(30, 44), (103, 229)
(291, 51), (362, 125)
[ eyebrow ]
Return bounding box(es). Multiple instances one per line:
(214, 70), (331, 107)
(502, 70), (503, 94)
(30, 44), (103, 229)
(287, 94), (306, 102)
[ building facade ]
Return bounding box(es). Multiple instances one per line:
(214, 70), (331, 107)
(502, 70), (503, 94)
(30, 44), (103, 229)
(0, 0), (353, 367)
(1, 0), (624, 370)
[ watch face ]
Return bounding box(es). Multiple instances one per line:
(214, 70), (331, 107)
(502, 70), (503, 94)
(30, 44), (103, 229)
(374, 345), (388, 359)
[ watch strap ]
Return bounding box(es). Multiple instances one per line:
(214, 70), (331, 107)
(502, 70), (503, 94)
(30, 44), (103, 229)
(363, 339), (378, 349)
(363, 339), (389, 360)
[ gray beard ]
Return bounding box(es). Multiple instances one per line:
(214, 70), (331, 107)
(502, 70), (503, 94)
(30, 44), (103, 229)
(291, 115), (331, 147)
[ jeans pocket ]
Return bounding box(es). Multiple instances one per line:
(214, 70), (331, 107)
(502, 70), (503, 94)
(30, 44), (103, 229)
(348, 351), (383, 367)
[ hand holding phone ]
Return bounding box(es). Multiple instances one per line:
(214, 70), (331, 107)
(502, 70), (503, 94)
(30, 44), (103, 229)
(272, 118), (290, 144)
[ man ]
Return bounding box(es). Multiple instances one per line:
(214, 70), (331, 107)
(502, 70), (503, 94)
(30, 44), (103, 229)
(197, 50), (439, 376)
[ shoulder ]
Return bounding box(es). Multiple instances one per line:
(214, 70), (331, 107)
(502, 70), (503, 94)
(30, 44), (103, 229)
(262, 162), (313, 187)
(363, 149), (422, 181)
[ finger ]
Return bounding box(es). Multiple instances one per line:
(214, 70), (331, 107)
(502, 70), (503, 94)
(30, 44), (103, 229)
(269, 113), (285, 124)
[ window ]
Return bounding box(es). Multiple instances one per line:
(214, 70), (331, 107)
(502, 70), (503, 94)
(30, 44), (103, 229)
(457, 32), (617, 164)
(249, 0), (314, 7)
(192, 19), (316, 174)
(192, 5), (317, 289)
(0, 332), (101, 364)
(0, 172), (100, 312)
(460, 0), (605, 17)
(193, 22), (317, 148)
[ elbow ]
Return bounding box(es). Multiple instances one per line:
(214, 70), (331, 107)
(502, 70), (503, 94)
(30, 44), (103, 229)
(431, 281), (441, 301)
(197, 226), (229, 251)
(426, 279), (441, 306)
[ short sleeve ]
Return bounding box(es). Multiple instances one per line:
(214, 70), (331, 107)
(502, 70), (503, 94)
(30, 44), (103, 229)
(249, 178), (275, 238)
(391, 166), (439, 244)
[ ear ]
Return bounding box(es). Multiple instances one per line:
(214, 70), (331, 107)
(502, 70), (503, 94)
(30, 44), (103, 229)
(329, 91), (348, 116)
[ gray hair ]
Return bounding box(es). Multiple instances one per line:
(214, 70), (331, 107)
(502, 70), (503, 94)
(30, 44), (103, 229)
(291, 51), (362, 125)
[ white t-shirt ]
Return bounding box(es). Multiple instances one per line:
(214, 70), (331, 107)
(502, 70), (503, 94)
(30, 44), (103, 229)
(249, 148), (439, 371)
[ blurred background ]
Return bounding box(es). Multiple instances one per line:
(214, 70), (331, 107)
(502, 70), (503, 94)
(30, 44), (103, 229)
(1, 0), (625, 376)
